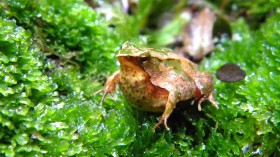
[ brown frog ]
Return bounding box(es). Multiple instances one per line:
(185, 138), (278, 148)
(98, 41), (218, 130)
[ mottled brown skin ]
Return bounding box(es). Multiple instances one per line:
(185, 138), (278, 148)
(118, 57), (169, 112)
(98, 42), (218, 130)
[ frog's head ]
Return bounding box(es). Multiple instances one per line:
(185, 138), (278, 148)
(117, 41), (197, 72)
(116, 42), (153, 68)
(117, 41), (154, 58)
(117, 41), (186, 69)
(117, 41), (174, 59)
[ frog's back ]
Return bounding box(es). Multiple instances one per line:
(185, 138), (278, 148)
(142, 57), (197, 101)
(149, 48), (199, 74)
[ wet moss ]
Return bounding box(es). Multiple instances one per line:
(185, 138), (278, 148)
(1, 0), (280, 156)
(0, 0), (136, 156)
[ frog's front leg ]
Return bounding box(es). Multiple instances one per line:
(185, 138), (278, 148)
(96, 71), (119, 106)
(153, 91), (178, 130)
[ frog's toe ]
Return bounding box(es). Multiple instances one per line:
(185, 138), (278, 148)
(94, 89), (103, 95)
(100, 91), (109, 106)
(163, 118), (170, 131)
(94, 88), (105, 106)
(208, 92), (218, 109)
(153, 117), (170, 131)
(153, 119), (163, 130)
(197, 92), (218, 111)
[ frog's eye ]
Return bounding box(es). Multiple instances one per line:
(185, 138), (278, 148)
(138, 57), (150, 65)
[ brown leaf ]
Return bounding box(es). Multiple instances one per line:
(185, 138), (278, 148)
(182, 8), (216, 61)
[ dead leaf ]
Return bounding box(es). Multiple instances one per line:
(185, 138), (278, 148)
(182, 8), (216, 61)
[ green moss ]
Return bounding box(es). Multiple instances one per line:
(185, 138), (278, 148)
(0, 0), (136, 156)
(1, 0), (280, 156)
(199, 14), (280, 156)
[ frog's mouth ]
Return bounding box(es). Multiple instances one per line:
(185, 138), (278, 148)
(117, 56), (150, 69)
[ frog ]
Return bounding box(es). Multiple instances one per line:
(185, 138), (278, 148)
(98, 41), (218, 130)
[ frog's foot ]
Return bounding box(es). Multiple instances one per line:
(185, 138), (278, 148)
(197, 92), (218, 111)
(96, 71), (119, 106)
(153, 92), (177, 131)
(153, 116), (170, 131)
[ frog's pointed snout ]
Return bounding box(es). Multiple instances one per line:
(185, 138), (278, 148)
(122, 41), (133, 49)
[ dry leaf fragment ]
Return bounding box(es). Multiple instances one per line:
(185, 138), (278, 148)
(183, 8), (216, 61)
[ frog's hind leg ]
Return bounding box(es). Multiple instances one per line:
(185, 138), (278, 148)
(95, 71), (119, 106)
(197, 92), (218, 111)
(153, 91), (178, 131)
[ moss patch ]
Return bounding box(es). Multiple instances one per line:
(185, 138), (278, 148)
(1, 0), (279, 156)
